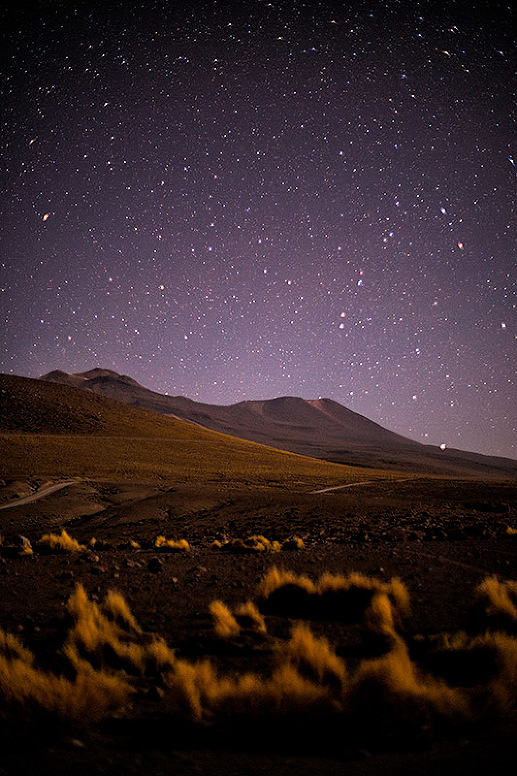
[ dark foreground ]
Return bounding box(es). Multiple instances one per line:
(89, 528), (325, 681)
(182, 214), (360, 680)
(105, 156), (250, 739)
(0, 476), (516, 775)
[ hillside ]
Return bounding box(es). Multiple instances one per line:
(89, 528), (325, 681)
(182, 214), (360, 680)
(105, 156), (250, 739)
(40, 369), (517, 479)
(0, 374), (387, 487)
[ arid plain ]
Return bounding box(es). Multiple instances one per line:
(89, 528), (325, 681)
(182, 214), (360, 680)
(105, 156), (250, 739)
(1, 373), (516, 775)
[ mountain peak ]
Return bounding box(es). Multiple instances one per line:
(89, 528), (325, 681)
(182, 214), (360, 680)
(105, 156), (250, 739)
(76, 368), (123, 379)
(40, 370), (88, 388)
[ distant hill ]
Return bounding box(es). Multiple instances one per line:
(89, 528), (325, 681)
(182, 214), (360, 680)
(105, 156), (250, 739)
(39, 369), (517, 480)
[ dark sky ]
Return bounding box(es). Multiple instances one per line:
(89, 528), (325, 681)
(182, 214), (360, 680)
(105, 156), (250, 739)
(1, 0), (515, 458)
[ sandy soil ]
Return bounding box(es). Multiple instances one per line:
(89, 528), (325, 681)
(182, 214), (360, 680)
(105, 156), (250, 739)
(0, 476), (516, 775)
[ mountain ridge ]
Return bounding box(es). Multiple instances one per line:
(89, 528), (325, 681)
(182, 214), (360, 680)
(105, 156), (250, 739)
(38, 368), (516, 479)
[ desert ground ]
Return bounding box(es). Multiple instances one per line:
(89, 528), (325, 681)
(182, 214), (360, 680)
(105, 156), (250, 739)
(1, 474), (516, 775)
(1, 375), (516, 774)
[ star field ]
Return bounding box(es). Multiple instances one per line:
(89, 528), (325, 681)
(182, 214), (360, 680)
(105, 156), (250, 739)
(1, 0), (515, 458)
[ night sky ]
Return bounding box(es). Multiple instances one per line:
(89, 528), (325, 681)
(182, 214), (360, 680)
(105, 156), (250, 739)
(1, 0), (515, 459)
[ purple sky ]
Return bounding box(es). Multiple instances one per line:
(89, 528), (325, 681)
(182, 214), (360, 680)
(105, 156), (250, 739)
(1, 0), (515, 458)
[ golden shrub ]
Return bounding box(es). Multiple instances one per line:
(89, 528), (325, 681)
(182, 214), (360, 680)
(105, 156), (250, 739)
(39, 529), (86, 553)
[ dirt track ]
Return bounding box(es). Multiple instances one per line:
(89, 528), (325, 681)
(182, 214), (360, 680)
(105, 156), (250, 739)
(0, 479), (77, 510)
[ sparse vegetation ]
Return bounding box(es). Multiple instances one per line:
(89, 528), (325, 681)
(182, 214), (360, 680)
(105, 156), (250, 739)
(1, 374), (515, 774)
(0, 618), (130, 722)
(469, 577), (517, 633)
(64, 584), (175, 676)
(209, 601), (241, 639)
(0, 372), (397, 488)
(212, 534), (305, 553)
(38, 529), (86, 554)
(212, 534), (281, 553)
(0, 575), (516, 746)
(210, 600), (266, 638)
(258, 567), (410, 634)
(154, 536), (190, 552)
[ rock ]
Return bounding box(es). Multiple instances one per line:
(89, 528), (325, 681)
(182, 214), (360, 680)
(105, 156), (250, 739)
(148, 557), (163, 574)
(90, 565), (108, 574)
(12, 535), (32, 550)
(123, 557), (142, 569)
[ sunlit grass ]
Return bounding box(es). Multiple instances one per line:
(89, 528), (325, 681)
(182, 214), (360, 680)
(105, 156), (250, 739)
(154, 536), (190, 552)
(258, 567), (410, 636)
(38, 529), (86, 554)
(212, 534), (282, 553)
(0, 624), (130, 722)
(1, 574), (516, 748)
(470, 576), (517, 633)
(210, 600), (266, 638)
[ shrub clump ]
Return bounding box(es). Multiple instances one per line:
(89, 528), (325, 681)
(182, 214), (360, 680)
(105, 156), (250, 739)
(154, 536), (190, 552)
(213, 535), (281, 553)
(1, 574), (517, 747)
(258, 568), (410, 636)
(0, 535), (34, 557)
(64, 585), (175, 676)
(212, 535), (304, 553)
(469, 577), (517, 634)
(0, 616), (130, 722)
(210, 600), (266, 639)
(38, 529), (86, 554)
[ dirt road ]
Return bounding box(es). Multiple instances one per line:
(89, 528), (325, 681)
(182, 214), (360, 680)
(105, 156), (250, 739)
(0, 480), (77, 511)
(311, 478), (413, 494)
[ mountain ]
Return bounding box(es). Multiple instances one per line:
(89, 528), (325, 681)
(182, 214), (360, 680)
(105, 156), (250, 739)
(39, 369), (517, 479)
(0, 374), (360, 487)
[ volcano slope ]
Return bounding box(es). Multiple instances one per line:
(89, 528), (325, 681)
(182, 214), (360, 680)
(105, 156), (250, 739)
(0, 373), (516, 776)
(40, 367), (517, 479)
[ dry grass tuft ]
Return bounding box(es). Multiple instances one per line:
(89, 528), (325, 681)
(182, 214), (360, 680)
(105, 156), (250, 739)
(470, 577), (517, 633)
(259, 567), (315, 598)
(0, 629), (35, 666)
(215, 535), (282, 553)
(0, 624), (130, 722)
(154, 536), (190, 552)
(1, 571), (516, 743)
(483, 631), (517, 714)
(234, 601), (267, 634)
(88, 537), (112, 550)
(348, 639), (470, 738)
(258, 567), (409, 632)
(65, 584), (175, 675)
(209, 601), (240, 639)
(164, 657), (331, 722)
(217, 663), (331, 718)
(210, 600), (267, 638)
(39, 529), (86, 554)
(427, 626), (517, 717)
(282, 623), (347, 688)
